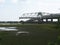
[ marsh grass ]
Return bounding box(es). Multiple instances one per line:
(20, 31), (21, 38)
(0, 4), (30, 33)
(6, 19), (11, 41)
(0, 24), (59, 45)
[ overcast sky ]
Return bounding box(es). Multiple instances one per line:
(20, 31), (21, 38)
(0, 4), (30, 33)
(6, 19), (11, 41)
(0, 0), (60, 21)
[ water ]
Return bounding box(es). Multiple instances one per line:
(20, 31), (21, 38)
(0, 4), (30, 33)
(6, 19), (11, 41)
(0, 27), (30, 35)
(16, 31), (29, 36)
(0, 27), (17, 31)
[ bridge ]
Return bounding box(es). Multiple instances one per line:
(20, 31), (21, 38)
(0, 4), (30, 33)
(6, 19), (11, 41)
(19, 12), (60, 23)
(19, 12), (50, 19)
(42, 13), (60, 22)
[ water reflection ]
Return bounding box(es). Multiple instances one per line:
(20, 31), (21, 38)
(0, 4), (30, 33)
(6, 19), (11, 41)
(6, 27), (16, 29)
(0, 27), (30, 36)
(0, 27), (17, 31)
(16, 31), (29, 36)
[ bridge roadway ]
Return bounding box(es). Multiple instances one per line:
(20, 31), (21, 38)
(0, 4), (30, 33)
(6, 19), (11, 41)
(19, 17), (41, 19)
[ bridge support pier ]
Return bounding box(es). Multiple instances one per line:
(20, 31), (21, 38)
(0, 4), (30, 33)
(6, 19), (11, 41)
(58, 18), (60, 22)
(51, 18), (53, 22)
(46, 19), (48, 22)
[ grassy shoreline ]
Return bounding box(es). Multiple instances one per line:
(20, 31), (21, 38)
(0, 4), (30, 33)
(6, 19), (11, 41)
(0, 24), (56, 30)
(0, 23), (56, 26)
